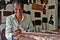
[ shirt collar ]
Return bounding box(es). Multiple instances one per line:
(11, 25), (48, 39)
(12, 14), (24, 22)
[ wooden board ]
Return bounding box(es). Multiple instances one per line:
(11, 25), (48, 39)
(32, 3), (43, 11)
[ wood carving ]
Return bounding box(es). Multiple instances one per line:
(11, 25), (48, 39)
(32, 3), (43, 11)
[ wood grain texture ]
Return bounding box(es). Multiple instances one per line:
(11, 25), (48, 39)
(32, 3), (43, 11)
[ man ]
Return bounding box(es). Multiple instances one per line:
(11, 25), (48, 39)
(5, 0), (34, 40)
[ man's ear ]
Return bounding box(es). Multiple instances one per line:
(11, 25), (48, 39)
(13, 8), (16, 13)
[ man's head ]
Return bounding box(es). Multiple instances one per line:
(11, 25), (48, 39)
(12, 0), (23, 15)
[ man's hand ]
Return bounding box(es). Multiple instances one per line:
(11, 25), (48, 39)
(12, 27), (21, 37)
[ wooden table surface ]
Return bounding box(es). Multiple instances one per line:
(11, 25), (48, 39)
(16, 32), (60, 40)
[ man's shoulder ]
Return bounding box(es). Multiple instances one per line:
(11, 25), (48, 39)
(6, 14), (15, 19)
(23, 13), (31, 20)
(23, 13), (30, 17)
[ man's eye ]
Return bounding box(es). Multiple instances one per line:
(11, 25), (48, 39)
(15, 9), (17, 10)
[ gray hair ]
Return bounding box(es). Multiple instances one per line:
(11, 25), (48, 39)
(12, 0), (23, 8)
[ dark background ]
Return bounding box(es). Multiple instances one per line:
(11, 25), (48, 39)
(58, 0), (60, 29)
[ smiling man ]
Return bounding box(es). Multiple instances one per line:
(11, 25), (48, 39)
(5, 0), (35, 40)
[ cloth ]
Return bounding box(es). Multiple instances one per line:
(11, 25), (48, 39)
(5, 13), (35, 40)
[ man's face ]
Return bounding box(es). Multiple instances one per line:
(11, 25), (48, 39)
(14, 3), (23, 15)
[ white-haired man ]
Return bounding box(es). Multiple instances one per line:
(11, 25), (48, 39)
(5, 0), (34, 40)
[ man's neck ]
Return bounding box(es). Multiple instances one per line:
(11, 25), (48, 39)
(16, 14), (22, 23)
(17, 14), (22, 18)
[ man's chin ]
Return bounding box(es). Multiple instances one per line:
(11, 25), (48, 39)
(19, 13), (22, 14)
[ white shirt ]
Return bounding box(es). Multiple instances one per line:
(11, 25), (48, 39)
(5, 13), (34, 40)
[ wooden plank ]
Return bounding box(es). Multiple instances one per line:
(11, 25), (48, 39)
(32, 3), (43, 11)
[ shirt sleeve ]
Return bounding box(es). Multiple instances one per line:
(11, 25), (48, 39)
(27, 16), (35, 32)
(5, 16), (13, 39)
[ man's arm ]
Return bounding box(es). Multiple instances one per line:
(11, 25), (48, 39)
(5, 16), (13, 39)
(27, 16), (35, 32)
(5, 16), (22, 40)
